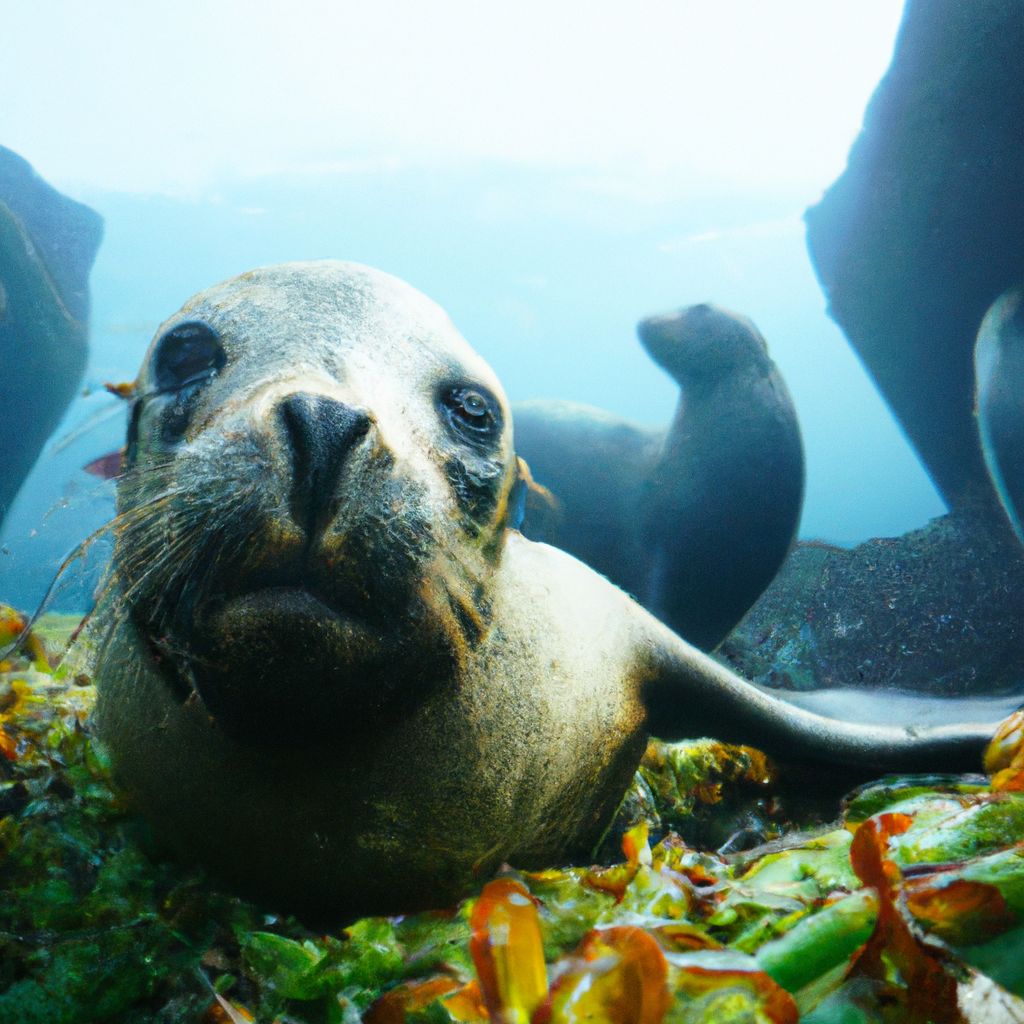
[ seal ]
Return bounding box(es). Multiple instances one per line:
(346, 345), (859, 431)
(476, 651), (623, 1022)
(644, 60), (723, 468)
(0, 145), (103, 524)
(975, 283), (1024, 544)
(515, 303), (803, 650)
(93, 261), (1014, 919)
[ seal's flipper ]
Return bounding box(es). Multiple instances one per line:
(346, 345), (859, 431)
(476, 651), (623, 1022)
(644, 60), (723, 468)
(639, 611), (1015, 773)
(512, 306), (803, 652)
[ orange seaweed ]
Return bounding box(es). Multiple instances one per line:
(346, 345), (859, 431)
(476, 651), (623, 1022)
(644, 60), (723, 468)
(365, 976), (463, 1024)
(538, 926), (669, 1024)
(849, 814), (960, 1024)
(670, 964), (798, 1024)
(583, 822), (650, 901)
(985, 710), (1024, 791)
(443, 980), (491, 1023)
(903, 875), (1017, 946)
(469, 878), (548, 1023)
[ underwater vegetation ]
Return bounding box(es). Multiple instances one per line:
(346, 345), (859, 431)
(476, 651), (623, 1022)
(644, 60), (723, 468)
(3, 616), (1024, 1023)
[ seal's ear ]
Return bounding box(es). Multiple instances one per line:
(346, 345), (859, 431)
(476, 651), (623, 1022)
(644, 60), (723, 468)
(508, 456), (560, 532)
(637, 609), (1014, 774)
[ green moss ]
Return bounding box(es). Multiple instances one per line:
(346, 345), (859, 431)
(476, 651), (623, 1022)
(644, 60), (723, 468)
(2, 656), (1023, 1021)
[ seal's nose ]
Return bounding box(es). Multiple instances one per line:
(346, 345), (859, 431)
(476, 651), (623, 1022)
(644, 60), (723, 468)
(277, 393), (371, 540)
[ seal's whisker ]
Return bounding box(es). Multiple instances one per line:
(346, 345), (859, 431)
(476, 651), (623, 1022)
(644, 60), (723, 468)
(0, 493), (180, 661)
(116, 528), (206, 609)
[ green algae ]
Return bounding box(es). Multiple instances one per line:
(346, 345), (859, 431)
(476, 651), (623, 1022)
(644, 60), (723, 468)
(2, 626), (1023, 1021)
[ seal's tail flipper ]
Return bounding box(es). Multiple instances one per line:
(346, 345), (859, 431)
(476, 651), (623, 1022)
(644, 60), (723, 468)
(641, 615), (1018, 774)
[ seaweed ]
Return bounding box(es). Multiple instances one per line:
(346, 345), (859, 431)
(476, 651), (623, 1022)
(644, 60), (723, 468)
(1, 611), (1023, 1022)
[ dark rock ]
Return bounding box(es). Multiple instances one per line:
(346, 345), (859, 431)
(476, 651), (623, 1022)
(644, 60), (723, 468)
(805, 0), (1024, 510)
(721, 504), (1024, 697)
(0, 147), (103, 524)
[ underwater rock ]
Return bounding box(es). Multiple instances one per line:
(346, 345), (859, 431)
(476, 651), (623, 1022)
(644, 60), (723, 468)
(722, 503), (1024, 698)
(805, 0), (1024, 511)
(515, 303), (804, 651)
(0, 146), (103, 524)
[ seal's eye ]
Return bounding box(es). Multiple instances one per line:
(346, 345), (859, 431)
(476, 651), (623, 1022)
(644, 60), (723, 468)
(149, 322), (226, 445)
(440, 385), (502, 446)
(153, 322), (226, 393)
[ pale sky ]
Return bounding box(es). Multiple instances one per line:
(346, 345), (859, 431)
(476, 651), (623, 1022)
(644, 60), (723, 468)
(4, 0), (904, 196)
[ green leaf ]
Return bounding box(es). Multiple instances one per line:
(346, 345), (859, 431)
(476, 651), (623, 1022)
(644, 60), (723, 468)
(242, 930), (324, 1000)
(756, 889), (878, 995)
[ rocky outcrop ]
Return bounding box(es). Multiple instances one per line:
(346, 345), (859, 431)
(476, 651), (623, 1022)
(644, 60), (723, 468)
(805, 0), (1024, 510)
(0, 147), (103, 523)
(722, 505), (1024, 698)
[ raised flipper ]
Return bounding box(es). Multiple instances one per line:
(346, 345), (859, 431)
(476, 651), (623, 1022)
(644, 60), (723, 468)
(637, 305), (804, 650)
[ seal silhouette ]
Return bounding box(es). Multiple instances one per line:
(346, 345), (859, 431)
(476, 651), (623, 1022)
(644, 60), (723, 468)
(976, 283), (1024, 544)
(93, 261), (1012, 918)
(515, 304), (803, 650)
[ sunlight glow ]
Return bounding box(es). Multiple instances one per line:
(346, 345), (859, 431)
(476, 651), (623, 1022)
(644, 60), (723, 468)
(4, 0), (903, 196)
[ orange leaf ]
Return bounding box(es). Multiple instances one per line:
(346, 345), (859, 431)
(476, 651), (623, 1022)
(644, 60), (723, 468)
(540, 926), (669, 1024)
(848, 816), (961, 1024)
(670, 964), (798, 1024)
(622, 822), (651, 867)
(0, 727), (17, 761)
(0, 605), (29, 647)
(991, 765), (1024, 792)
(104, 379), (137, 400)
(650, 922), (723, 953)
(583, 822), (650, 901)
(904, 875), (1017, 946)
(654, 835), (725, 889)
(201, 994), (254, 1024)
(470, 878), (548, 1023)
(443, 980), (490, 1023)
(365, 976), (463, 1024)
(849, 812), (913, 892)
(984, 710), (1024, 774)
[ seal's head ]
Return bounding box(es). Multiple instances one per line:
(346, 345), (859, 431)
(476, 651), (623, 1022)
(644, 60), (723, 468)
(115, 261), (518, 744)
(637, 303), (772, 387)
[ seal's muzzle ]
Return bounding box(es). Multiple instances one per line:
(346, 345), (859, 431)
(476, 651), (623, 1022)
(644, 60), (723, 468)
(277, 393), (371, 543)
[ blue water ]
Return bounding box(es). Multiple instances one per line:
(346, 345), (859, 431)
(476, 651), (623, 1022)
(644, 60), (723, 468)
(0, 164), (944, 609)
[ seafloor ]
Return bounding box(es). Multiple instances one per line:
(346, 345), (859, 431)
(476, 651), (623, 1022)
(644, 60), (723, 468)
(2, 580), (1024, 1023)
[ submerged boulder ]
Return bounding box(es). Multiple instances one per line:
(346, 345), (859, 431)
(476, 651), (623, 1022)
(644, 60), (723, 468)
(722, 504), (1024, 699)
(805, 0), (1024, 511)
(0, 147), (103, 524)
